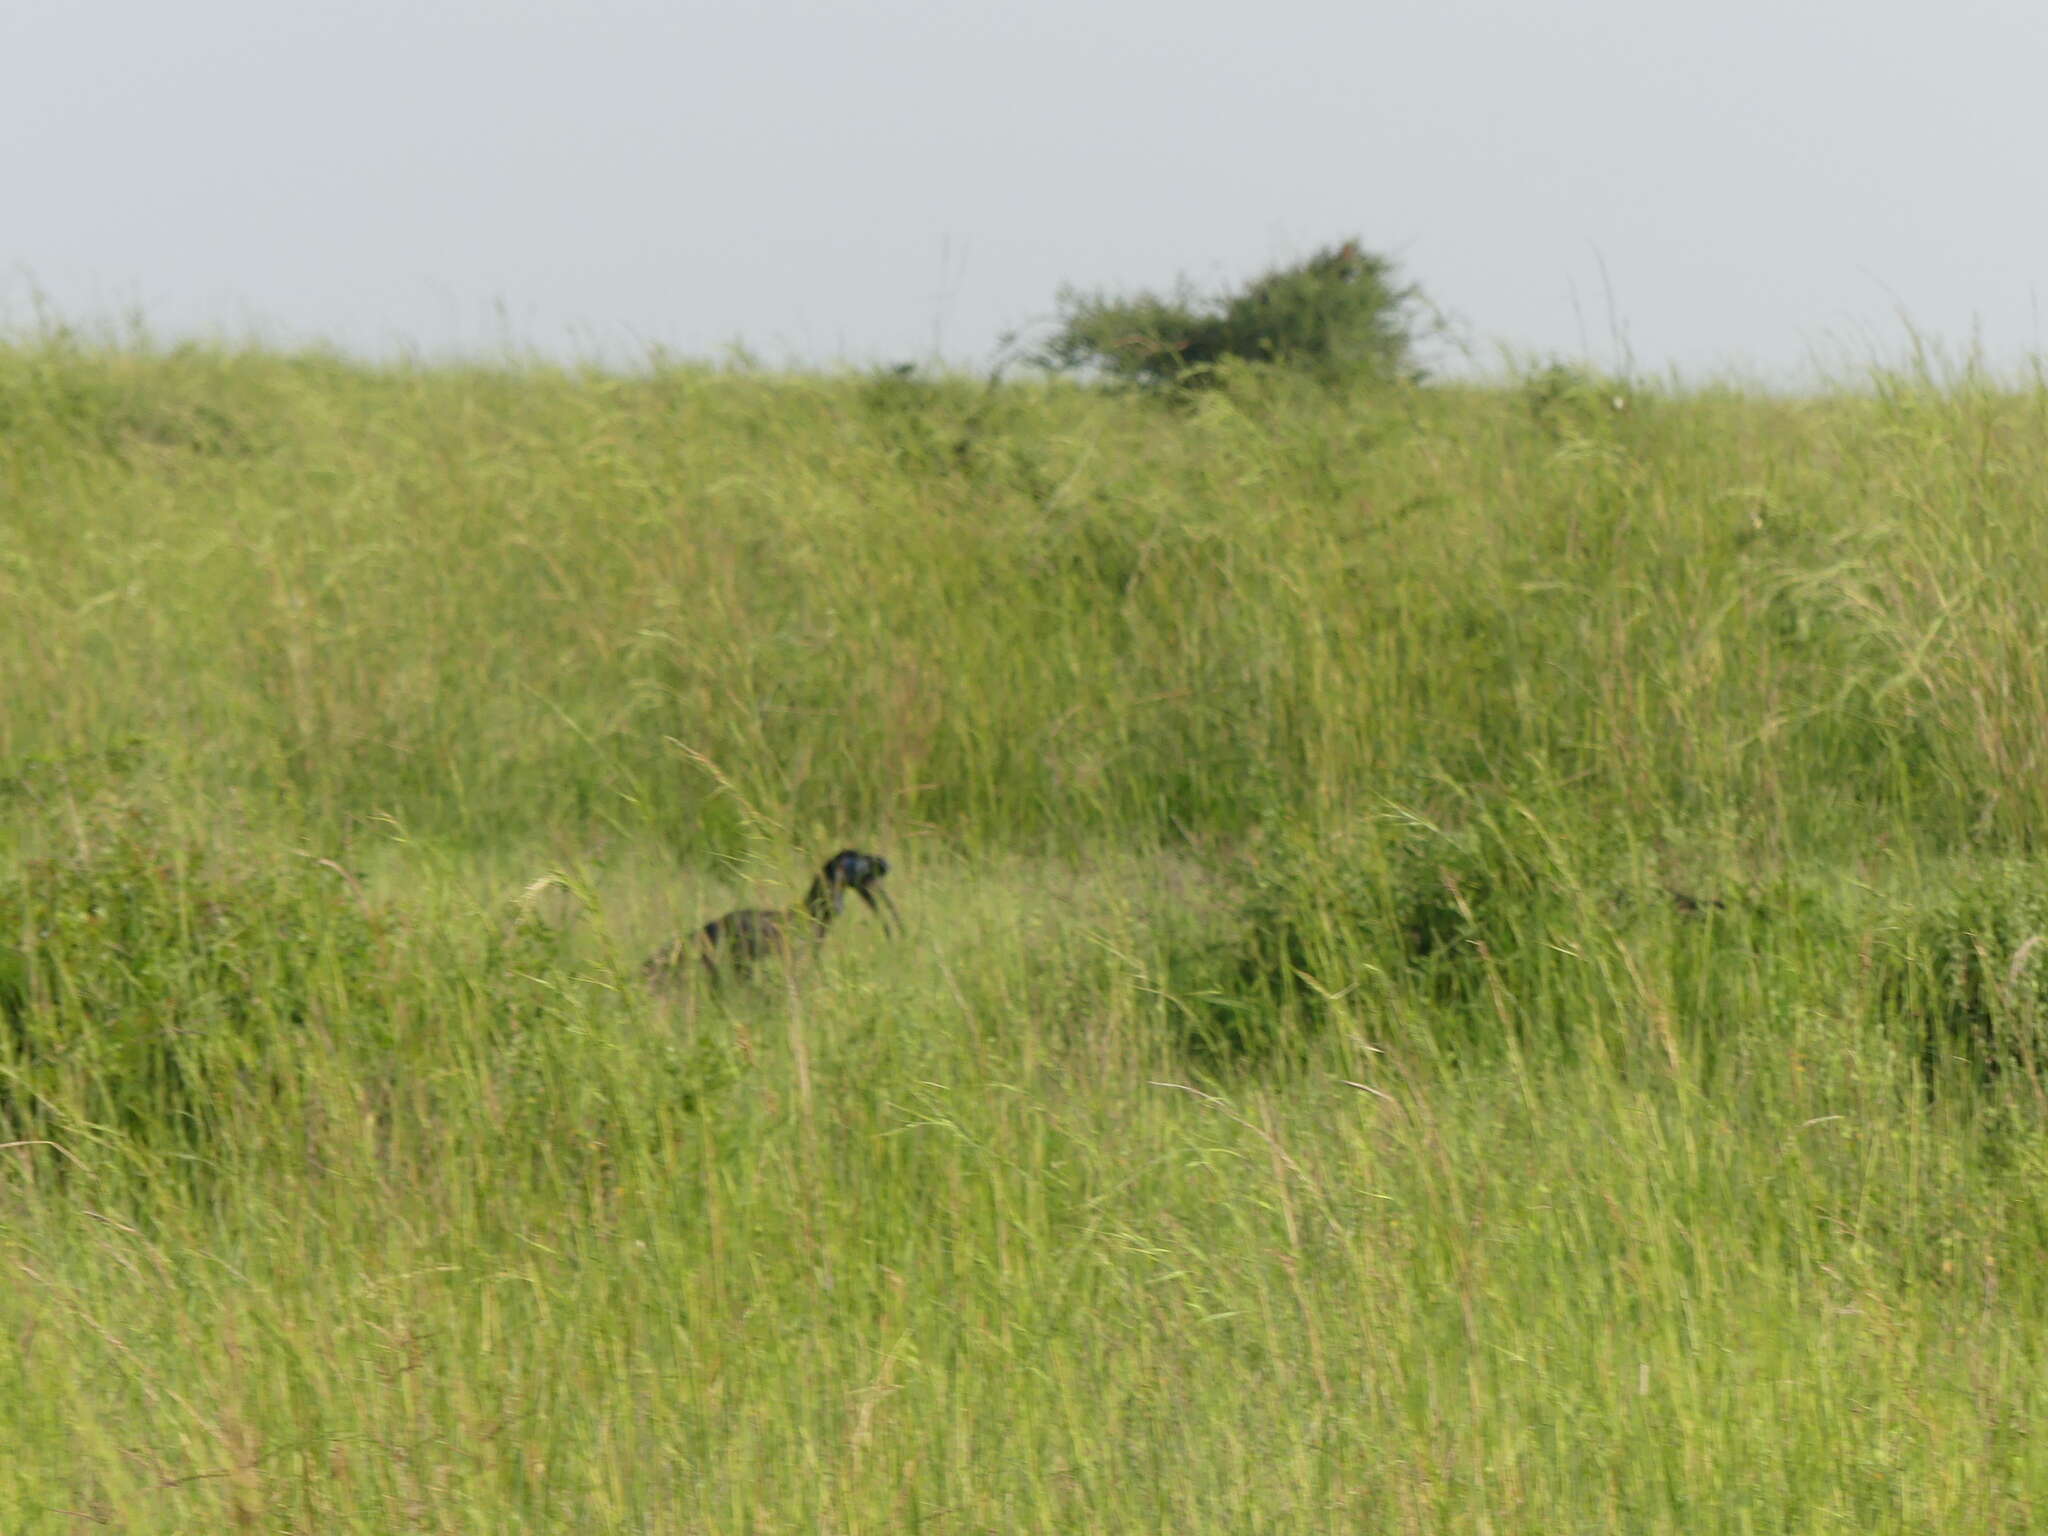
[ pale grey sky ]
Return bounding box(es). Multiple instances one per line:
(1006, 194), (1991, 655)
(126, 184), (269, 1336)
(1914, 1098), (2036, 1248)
(8, 0), (2045, 380)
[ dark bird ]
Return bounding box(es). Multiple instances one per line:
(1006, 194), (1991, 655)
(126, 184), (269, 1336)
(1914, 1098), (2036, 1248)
(644, 849), (900, 985)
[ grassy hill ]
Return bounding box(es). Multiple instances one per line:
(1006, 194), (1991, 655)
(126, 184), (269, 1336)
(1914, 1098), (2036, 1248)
(6, 339), (2048, 1530)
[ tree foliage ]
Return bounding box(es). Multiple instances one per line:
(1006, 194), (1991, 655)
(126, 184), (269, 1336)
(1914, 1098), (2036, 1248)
(1039, 240), (1430, 389)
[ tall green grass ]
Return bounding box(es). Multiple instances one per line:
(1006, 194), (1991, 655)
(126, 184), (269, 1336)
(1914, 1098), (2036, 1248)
(7, 337), (2048, 1529)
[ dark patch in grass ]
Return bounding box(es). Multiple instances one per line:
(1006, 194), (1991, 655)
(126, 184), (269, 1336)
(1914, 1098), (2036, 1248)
(0, 341), (260, 460)
(0, 810), (393, 1152)
(1872, 864), (2048, 1091)
(1163, 820), (1551, 1068)
(0, 736), (150, 806)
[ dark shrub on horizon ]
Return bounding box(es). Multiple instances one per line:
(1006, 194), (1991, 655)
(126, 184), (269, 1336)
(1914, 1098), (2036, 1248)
(1038, 241), (1432, 392)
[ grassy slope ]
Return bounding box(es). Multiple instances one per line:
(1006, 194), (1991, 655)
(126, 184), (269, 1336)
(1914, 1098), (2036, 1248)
(6, 341), (2048, 1530)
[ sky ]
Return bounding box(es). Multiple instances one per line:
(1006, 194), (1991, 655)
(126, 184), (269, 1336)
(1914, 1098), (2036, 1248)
(7, 0), (2047, 383)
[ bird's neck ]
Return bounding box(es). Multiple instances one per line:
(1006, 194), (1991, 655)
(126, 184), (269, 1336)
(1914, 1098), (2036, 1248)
(799, 876), (840, 927)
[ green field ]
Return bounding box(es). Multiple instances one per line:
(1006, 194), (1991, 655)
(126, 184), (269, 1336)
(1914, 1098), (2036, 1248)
(7, 338), (2048, 1531)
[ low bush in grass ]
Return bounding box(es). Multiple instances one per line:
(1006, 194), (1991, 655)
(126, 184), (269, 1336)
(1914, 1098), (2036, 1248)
(0, 808), (707, 1167)
(1164, 815), (1569, 1068)
(1160, 809), (1933, 1083)
(0, 810), (399, 1152)
(1871, 861), (2048, 1088)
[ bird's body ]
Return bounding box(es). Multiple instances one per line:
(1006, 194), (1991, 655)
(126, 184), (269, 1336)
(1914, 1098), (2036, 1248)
(644, 849), (898, 986)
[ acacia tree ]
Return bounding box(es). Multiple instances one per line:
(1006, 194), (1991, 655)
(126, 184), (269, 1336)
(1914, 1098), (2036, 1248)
(1040, 241), (1431, 389)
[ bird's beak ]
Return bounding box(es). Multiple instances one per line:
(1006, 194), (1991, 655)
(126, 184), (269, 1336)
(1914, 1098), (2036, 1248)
(857, 883), (903, 936)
